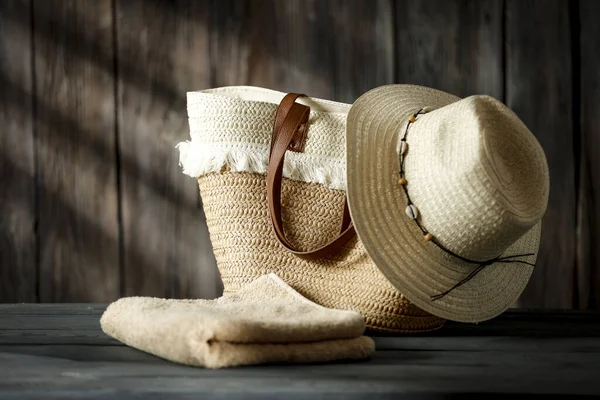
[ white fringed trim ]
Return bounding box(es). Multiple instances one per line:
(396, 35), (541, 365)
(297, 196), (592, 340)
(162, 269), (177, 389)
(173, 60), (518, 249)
(177, 140), (347, 191)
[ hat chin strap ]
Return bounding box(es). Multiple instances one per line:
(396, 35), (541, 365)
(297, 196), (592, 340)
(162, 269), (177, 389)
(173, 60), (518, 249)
(429, 253), (536, 301)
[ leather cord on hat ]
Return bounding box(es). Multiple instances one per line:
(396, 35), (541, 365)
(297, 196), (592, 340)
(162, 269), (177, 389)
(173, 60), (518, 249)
(399, 108), (537, 301)
(266, 93), (355, 260)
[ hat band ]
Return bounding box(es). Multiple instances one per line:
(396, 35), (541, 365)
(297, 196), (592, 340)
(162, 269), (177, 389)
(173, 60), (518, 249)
(397, 109), (536, 301)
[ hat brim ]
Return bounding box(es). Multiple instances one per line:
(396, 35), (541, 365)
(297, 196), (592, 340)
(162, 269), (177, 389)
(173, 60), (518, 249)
(346, 85), (540, 323)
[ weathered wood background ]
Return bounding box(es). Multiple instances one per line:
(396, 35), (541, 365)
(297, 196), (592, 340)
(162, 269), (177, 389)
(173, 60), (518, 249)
(0, 0), (598, 309)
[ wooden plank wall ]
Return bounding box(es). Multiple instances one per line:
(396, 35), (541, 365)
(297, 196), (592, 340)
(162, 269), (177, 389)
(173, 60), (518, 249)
(33, 0), (120, 302)
(0, 0), (36, 302)
(0, 0), (598, 309)
(116, 0), (218, 300)
(506, 0), (576, 309)
(579, 0), (600, 310)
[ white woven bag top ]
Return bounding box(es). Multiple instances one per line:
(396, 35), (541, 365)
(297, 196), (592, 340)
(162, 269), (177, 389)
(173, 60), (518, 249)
(177, 86), (350, 190)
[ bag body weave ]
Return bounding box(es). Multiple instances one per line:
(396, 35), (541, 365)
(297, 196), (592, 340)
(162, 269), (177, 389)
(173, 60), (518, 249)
(178, 86), (445, 333)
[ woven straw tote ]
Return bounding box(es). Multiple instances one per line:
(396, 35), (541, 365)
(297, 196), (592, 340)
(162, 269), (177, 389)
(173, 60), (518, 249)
(178, 86), (445, 333)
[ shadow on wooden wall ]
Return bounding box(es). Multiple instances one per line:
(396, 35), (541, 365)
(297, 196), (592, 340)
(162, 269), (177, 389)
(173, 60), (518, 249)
(0, 0), (598, 309)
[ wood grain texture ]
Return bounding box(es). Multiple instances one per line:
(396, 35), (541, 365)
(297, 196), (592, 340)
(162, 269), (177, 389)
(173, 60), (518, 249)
(0, 303), (106, 315)
(578, 0), (600, 310)
(328, 0), (396, 103)
(328, 0), (395, 103)
(0, 0), (36, 302)
(0, 315), (100, 330)
(2, 305), (600, 398)
(395, 0), (503, 99)
(506, 0), (575, 309)
(1, 306), (599, 397)
(0, 348), (599, 397)
(210, 0), (394, 103)
(210, 0), (334, 99)
(2, 304), (599, 349)
(0, 0), (597, 309)
(33, 0), (119, 302)
(116, 0), (219, 299)
(0, 330), (115, 345)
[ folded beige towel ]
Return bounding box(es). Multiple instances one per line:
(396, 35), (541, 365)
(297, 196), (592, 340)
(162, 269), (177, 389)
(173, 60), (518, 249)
(100, 273), (375, 368)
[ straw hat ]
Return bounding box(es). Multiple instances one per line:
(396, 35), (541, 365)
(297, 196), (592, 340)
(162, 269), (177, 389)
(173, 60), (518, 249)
(346, 85), (549, 323)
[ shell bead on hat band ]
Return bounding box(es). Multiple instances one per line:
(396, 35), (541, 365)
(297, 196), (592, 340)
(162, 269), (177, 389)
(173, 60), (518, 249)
(398, 141), (408, 155)
(405, 204), (418, 220)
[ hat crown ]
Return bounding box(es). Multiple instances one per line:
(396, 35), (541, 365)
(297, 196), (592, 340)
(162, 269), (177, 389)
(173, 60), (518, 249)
(404, 95), (549, 261)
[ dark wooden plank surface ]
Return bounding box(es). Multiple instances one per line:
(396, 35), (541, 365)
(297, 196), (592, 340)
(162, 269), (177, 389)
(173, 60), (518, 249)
(33, 0), (120, 302)
(0, 315), (101, 330)
(1, 306), (599, 351)
(578, 0), (600, 310)
(0, 305), (599, 398)
(0, 0), (37, 302)
(0, 303), (106, 315)
(395, 0), (503, 99)
(506, 0), (576, 309)
(116, 0), (219, 300)
(0, 348), (599, 398)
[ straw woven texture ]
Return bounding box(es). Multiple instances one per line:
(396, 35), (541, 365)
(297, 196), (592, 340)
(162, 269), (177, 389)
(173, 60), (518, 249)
(198, 171), (445, 333)
(346, 85), (549, 323)
(178, 86), (350, 191)
(180, 86), (445, 333)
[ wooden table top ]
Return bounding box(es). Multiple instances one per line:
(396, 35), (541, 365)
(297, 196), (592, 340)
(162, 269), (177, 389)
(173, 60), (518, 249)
(1, 304), (599, 399)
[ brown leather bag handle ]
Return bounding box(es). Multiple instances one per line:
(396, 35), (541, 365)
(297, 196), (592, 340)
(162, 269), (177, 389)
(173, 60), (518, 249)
(266, 93), (356, 260)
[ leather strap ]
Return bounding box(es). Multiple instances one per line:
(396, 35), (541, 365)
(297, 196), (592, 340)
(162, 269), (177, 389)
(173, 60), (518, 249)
(266, 93), (356, 260)
(270, 93), (308, 155)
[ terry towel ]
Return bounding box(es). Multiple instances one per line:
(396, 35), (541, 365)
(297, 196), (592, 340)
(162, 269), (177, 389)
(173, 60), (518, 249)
(100, 273), (375, 369)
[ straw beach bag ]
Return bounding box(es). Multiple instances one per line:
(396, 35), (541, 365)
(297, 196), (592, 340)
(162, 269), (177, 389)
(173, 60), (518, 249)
(177, 86), (445, 333)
